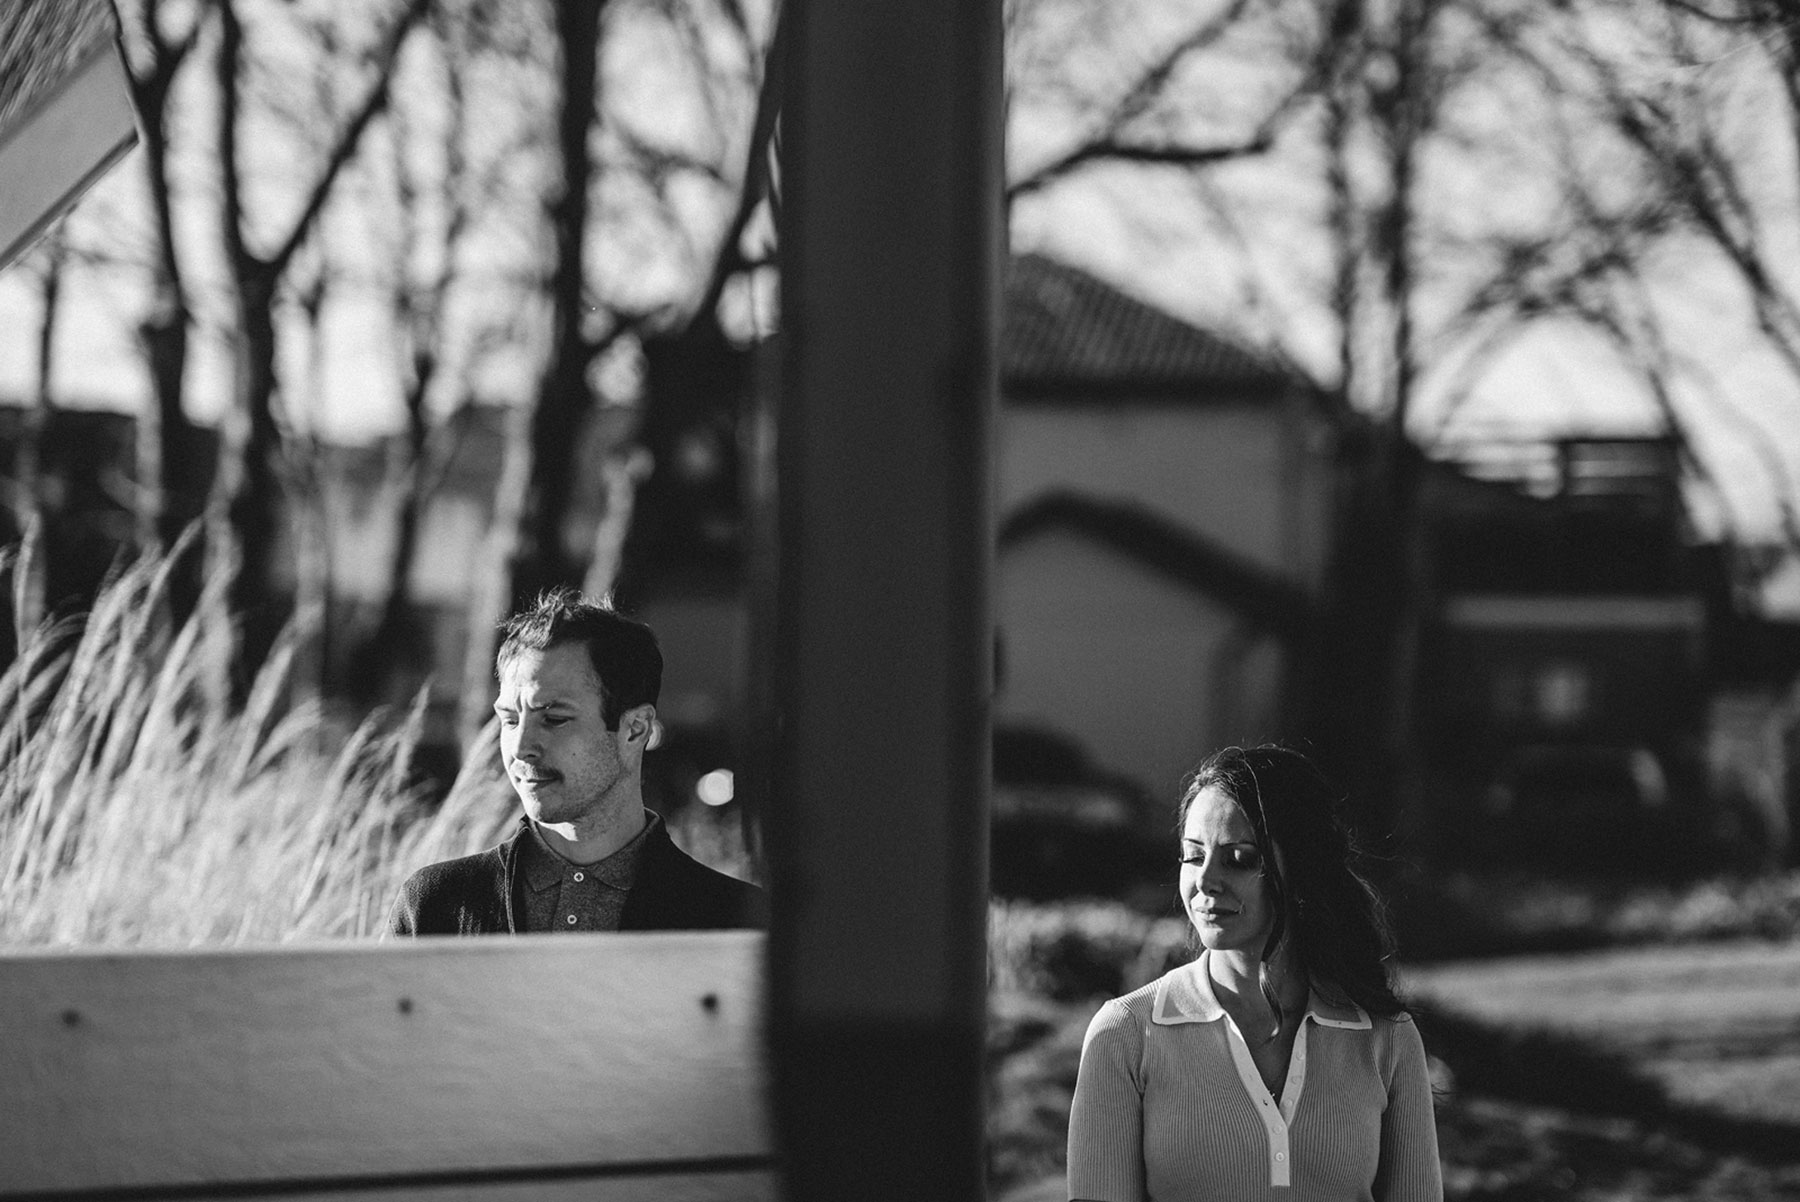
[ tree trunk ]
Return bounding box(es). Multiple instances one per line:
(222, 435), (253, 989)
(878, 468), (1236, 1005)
(138, 308), (205, 549)
(13, 237), (61, 636)
(460, 406), (533, 749)
(133, 84), (205, 554)
(505, 0), (604, 611)
(356, 417), (432, 705)
(123, 0), (208, 636)
(209, 0), (431, 685)
(213, 264), (287, 675)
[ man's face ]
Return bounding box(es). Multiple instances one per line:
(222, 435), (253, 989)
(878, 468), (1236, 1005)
(494, 642), (634, 828)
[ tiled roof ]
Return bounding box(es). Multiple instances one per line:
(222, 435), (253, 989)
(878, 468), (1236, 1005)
(1003, 253), (1290, 398)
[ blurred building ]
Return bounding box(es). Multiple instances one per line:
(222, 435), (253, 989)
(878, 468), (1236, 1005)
(993, 254), (1341, 806)
(1418, 436), (1704, 766)
(1414, 434), (1800, 866)
(597, 253), (1354, 817)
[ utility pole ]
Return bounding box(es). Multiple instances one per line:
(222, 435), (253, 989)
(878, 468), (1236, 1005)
(766, 0), (1003, 1197)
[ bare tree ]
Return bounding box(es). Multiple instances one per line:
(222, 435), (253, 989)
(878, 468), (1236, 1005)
(452, 0), (625, 740)
(208, 0), (434, 673)
(1006, 0), (1334, 201)
(8, 232), (65, 636)
(286, 261), (334, 702)
(494, 0), (608, 611)
(335, 0), (497, 705)
(1533, 0), (1800, 549)
(116, 0), (207, 560)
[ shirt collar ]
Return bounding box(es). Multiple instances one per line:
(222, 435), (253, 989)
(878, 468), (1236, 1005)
(520, 808), (662, 894)
(1151, 951), (1371, 1030)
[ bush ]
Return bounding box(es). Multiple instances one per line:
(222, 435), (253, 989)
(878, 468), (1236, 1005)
(990, 898), (1190, 1001)
(1390, 869), (1800, 961)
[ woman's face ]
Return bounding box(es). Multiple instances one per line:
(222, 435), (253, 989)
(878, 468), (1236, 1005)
(1179, 784), (1276, 957)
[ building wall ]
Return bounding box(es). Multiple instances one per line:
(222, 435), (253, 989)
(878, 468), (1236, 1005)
(998, 394), (1330, 587)
(996, 528), (1287, 804)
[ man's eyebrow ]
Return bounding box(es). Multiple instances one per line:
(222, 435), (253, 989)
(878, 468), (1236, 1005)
(492, 698), (567, 712)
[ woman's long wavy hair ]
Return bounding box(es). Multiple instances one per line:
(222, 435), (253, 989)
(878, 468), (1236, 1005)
(1179, 744), (1406, 1019)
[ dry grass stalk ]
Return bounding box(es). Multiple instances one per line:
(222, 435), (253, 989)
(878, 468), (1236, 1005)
(0, 545), (516, 947)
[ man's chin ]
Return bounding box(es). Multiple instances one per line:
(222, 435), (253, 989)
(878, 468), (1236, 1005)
(517, 793), (560, 823)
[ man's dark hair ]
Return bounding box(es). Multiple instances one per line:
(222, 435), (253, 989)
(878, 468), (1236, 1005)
(495, 588), (661, 730)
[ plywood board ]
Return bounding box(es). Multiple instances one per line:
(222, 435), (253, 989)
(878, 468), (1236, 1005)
(0, 932), (772, 1197)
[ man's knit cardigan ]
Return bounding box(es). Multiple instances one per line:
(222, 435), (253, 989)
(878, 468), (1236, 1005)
(386, 818), (765, 935)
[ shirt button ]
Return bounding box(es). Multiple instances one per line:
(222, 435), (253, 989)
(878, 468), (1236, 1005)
(565, 914), (578, 925)
(1277, 1153), (1286, 1162)
(573, 872), (585, 882)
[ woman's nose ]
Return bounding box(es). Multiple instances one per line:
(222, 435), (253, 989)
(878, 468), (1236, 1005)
(1197, 857), (1225, 892)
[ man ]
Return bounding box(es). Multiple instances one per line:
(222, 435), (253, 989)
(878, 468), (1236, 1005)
(386, 589), (764, 935)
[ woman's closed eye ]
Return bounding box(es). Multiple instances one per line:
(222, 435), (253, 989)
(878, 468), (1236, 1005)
(1179, 843), (1263, 871)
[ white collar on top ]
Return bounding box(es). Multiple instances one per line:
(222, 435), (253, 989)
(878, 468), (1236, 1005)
(1150, 951), (1371, 1030)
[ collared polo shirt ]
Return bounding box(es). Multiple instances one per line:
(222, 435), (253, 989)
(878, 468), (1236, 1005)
(515, 809), (659, 932)
(1067, 953), (1443, 1201)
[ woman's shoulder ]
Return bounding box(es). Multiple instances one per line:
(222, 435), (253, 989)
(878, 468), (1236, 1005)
(1082, 971), (1168, 1036)
(1374, 1007), (1427, 1047)
(1090, 959), (1207, 1030)
(1331, 1004), (1429, 1070)
(1117, 972), (1167, 1011)
(1077, 975), (1169, 1066)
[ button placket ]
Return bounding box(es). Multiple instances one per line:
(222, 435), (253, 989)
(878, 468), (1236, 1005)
(1221, 1018), (1291, 1187)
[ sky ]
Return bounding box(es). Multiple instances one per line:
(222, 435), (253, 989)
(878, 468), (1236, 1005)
(3, 0), (1800, 615)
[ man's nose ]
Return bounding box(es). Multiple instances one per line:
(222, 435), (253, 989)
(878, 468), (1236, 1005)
(513, 718), (544, 759)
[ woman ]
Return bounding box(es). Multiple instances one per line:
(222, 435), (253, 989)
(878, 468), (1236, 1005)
(1066, 745), (1442, 1202)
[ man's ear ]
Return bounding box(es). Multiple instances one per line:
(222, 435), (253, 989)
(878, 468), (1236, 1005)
(621, 704), (660, 749)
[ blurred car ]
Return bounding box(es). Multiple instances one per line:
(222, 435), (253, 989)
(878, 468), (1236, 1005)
(1482, 743), (1671, 869)
(990, 726), (1171, 903)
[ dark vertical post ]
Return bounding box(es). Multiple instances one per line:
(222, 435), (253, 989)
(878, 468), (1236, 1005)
(766, 0), (1002, 1198)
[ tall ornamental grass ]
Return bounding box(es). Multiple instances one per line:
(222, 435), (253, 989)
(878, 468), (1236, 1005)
(0, 545), (516, 947)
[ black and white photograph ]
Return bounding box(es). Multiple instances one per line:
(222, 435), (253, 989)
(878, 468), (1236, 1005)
(1, 1), (1798, 1198)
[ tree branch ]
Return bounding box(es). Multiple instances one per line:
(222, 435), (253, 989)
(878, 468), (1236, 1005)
(267, 0), (434, 279)
(686, 0), (786, 334)
(611, 124), (732, 188)
(1009, 0), (1344, 201)
(1661, 0), (1763, 25)
(1008, 131), (1276, 200)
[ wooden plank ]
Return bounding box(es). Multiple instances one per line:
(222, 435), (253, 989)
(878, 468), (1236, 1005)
(0, 1), (139, 271)
(0, 1171), (777, 1202)
(0, 932), (771, 1197)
